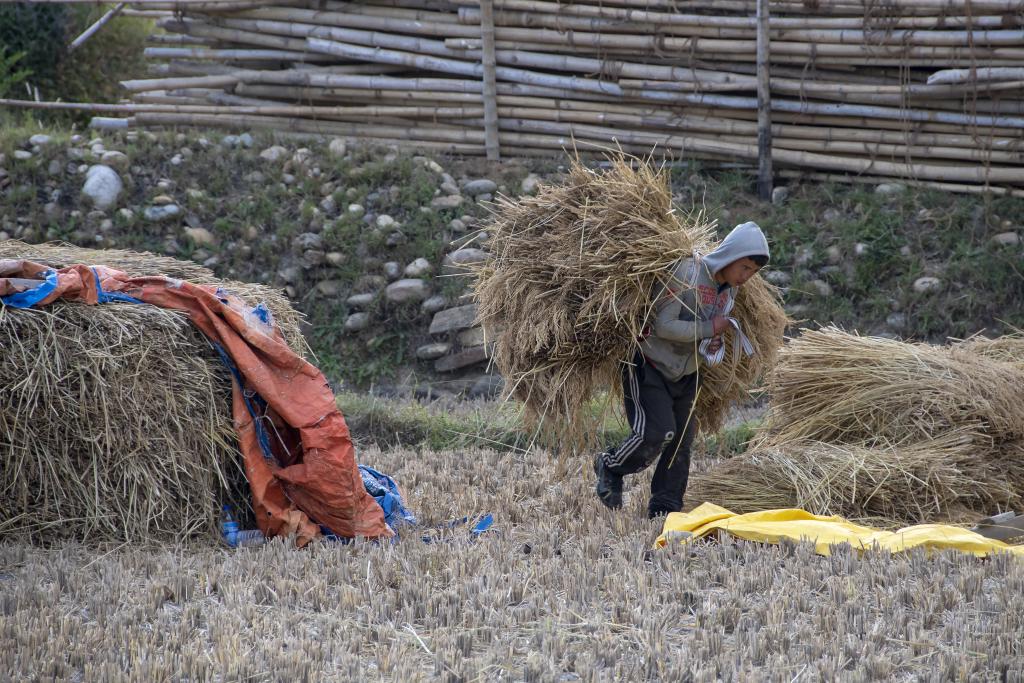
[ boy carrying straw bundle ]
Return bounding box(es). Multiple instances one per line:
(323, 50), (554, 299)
(594, 222), (770, 518)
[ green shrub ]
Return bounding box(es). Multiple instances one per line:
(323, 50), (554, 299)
(0, 4), (69, 94)
(0, 50), (31, 98)
(0, 3), (149, 122)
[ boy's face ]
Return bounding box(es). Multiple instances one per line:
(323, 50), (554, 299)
(719, 257), (762, 288)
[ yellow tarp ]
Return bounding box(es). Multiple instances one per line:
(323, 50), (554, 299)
(655, 502), (1024, 557)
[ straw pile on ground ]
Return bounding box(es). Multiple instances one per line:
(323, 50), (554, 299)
(955, 331), (1024, 371)
(473, 155), (787, 448)
(0, 241), (305, 541)
(689, 327), (1024, 525)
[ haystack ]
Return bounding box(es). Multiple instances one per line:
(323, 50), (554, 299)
(0, 240), (306, 351)
(0, 241), (305, 541)
(473, 155), (787, 448)
(689, 327), (1024, 525)
(760, 327), (1024, 447)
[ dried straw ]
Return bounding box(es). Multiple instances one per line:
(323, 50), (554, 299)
(953, 331), (1024, 370)
(0, 241), (305, 541)
(689, 326), (1024, 525)
(0, 240), (307, 354)
(759, 327), (1024, 447)
(689, 432), (1024, 525)
(474, 154), (786, 449)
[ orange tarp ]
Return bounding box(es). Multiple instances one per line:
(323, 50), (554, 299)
(1, 259), (391, 545)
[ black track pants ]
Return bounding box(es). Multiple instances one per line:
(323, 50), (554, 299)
(601, 352), (699, 516)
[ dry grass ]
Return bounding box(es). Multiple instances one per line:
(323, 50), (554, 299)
(761, 327), (1024, 447)
(0, 241), (306, 541)
(2, 444), (1022, 682)
(954, 331), (1024, 370)
(474, 155), (786, 449)
(0, 240), (307, 353)
(689, 432), (1024, 525)
(690, 327), (1024, 525)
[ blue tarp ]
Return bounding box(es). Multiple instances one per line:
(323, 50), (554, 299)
(1, 268), (58, 308)
(358, 465), (418, 529)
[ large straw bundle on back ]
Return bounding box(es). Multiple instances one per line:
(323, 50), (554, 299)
(0, 241), (305, 541)
(474, 156), (786, 448)
(689, 327), (1024, 525)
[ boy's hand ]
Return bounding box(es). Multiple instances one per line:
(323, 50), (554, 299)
(711, 316), (730, 335)
(706, 336), (723, 353)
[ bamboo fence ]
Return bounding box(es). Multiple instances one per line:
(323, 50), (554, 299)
(27, 0), (1024, 192)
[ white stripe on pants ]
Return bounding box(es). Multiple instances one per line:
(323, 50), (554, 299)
(606, 358), (647, 468)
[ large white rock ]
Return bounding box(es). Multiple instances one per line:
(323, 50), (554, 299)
(183, 227), (215, 246)
(875, 182), (906, 196)
(404, 257), (432, 277)
(463, 178), (497, 196)
(81, 164), (123, 210)
(328, 138), (347, 157)
(385, 278), (430, 304)
(429, 304), (478, 335)
(765, 270), (791, 287)
(259, 145), (288, 162)
(144, 204), (181, 223)
(992, 231), (1020, 247)
(912, 276), (943, 293)
(416, 342), (451, 360)
(344, 312), (370, 332)
(443, 248), (489, 271)
(100, 150), (129, 171)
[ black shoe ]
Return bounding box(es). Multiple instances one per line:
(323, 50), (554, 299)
(593, 452), (623, 510)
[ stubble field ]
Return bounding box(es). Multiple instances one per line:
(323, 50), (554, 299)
(2, 444), (1022, 682)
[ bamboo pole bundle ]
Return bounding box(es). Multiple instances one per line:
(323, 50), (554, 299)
(50, 0), (1017, 192)
(223, 7), (1024, 67)
(448, 0), (1022, 27)
(456, 6), (1019, 31)
(143, 47), (337, 61)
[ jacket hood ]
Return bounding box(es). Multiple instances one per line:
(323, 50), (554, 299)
(702, 221), (770, 275)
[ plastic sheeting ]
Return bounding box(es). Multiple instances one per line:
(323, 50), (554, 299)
(656, 502), (1024, 557)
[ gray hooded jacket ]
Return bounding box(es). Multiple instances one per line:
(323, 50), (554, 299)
(640, 221), (770, 380)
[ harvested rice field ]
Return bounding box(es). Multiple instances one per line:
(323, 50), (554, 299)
(3, 444), (1022, 682)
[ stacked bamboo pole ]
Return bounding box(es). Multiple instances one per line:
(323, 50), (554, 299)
(31, 0), (1024, 192)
